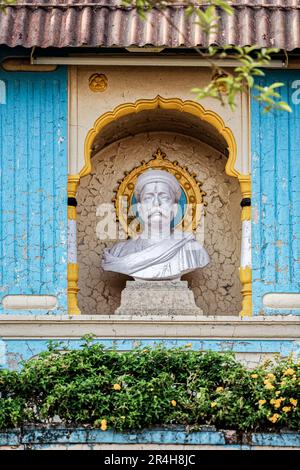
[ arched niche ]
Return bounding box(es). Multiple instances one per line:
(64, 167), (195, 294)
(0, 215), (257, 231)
(75, 100), (242, 315)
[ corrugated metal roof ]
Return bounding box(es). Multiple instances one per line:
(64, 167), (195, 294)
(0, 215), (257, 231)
(0, 1), (300, 50)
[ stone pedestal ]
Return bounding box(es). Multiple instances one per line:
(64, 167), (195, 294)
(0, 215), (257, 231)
(115, 280), (203, 316)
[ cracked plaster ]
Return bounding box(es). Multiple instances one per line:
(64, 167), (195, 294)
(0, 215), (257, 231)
(77, 132), (242, 315)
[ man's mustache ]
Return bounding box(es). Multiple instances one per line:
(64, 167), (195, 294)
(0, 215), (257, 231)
(147, 208), (173, 219)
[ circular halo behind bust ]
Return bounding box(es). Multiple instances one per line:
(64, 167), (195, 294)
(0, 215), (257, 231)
(112, 148), (206, 238)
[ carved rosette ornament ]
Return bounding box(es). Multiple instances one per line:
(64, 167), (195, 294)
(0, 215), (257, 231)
(112, 148), (207, 238)
(88, 73), (108, 92)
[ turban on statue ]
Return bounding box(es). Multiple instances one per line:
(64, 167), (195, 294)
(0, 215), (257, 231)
(135, 169), (182, 202)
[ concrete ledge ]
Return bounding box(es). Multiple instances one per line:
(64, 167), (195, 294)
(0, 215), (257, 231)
(0, 315), (300, 339)
(0, 427), (299, 450)
(1, 315), (299, 369)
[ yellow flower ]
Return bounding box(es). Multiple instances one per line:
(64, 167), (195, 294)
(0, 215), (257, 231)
(283, 368), (295, 376)
(171, 400), (177, 407)
(268, 414), (280, 423)
(273, 399), (283, 409)
(290, 398), (298, 407)
(100, 419), (107, 431)
(211, 401), (217, 408)
(216, 387), (224, 393)
(264, 381), (275, 390)
(113, 383), (121, 391)
(282, 406), (291, 413)
(251, 374), (258, 379)
(185, 343), (192, 348)
(280, 380), (287, 386)
(266, 373), (276, 380)
(121, 416), (126, 420)
(271, 396), (284, 406)
(275, 391), (281, 396)
(258, 399), (266, 406)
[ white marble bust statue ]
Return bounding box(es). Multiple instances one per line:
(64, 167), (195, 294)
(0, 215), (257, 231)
(102, 169), (210, 280)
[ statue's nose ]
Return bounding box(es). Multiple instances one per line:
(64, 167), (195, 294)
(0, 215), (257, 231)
(153, 194), (160, 206)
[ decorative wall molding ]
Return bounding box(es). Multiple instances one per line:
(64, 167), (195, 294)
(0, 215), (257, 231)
(81, 95), (239, 179)
(263, 293), (300, 309)
(2, 296), (57, 310)
(0, 315), (299, 339)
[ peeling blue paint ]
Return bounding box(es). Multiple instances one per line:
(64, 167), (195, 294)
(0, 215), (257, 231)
(0, 427), (299, 448)
(251, 432), (300, 447)
(0, 68), (68, 315)
(252, 71), (300, 315)
(0, 430), (21, 446)
(0, 339), (6, 368)
(0, 80), (6, 104)
(21, 428), (227, 446)
(1, 338), (299, 371)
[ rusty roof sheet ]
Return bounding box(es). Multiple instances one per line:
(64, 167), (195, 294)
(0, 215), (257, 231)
(1, 1), (300, 50)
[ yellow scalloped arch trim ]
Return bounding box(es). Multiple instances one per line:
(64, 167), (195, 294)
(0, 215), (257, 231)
(72, 96), (252, 317)
(81, 95), (240, 179)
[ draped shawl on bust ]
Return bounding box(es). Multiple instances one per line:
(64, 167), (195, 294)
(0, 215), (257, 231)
(102, 231), (209, 277)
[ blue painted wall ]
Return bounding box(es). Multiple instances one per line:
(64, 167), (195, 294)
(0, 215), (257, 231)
(1, 426), (300, 449)
(1, 338), (299, 371)
(0, 68), (68, 314)
(252, 71), (300, 315)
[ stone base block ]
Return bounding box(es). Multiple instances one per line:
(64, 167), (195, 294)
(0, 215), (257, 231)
(115, 280), (203, 316)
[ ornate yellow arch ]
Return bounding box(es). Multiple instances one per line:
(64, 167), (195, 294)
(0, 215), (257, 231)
(81, 95), (239, 179)
(68, 96), (252, 317)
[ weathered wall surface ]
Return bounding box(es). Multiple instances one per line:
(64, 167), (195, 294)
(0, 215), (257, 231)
(69, 66), (250, 176)
(1, 323), (300, 370)
(1, 427), (299, 450)
(0, 68), (68, 315)
(77, 132), (241, 315)
(252, 70), (300, 315)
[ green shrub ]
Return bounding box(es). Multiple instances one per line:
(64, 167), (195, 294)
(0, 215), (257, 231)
(0, 340), (299, 432)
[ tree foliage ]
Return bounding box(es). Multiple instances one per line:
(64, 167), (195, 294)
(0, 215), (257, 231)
(0, 0), (15, 12)
(123, 0), (291, 113)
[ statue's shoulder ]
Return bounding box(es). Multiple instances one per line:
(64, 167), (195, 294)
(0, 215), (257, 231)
(186, 238), (203, 249)
(184, 237), (210, 264)
(185, 237), (206, 251)
(174, 230), (199, 247)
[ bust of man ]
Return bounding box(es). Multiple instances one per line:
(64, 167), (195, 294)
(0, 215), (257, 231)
(102, 169), (209, 280)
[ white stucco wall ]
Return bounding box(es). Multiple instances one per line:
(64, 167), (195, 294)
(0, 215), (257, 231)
(68, 66), (250, 176)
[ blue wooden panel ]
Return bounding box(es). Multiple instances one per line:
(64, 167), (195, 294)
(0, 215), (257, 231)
(252, 70), (300, 315)
(0, 68), (68, 314)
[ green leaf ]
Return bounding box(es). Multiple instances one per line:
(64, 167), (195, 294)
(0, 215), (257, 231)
(268, 82), (284, 89)
(278, 101), (292, 113)
(246, 76), (254, 88)
(212, 0), (234, 15)
(185, 5), (195, 17)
